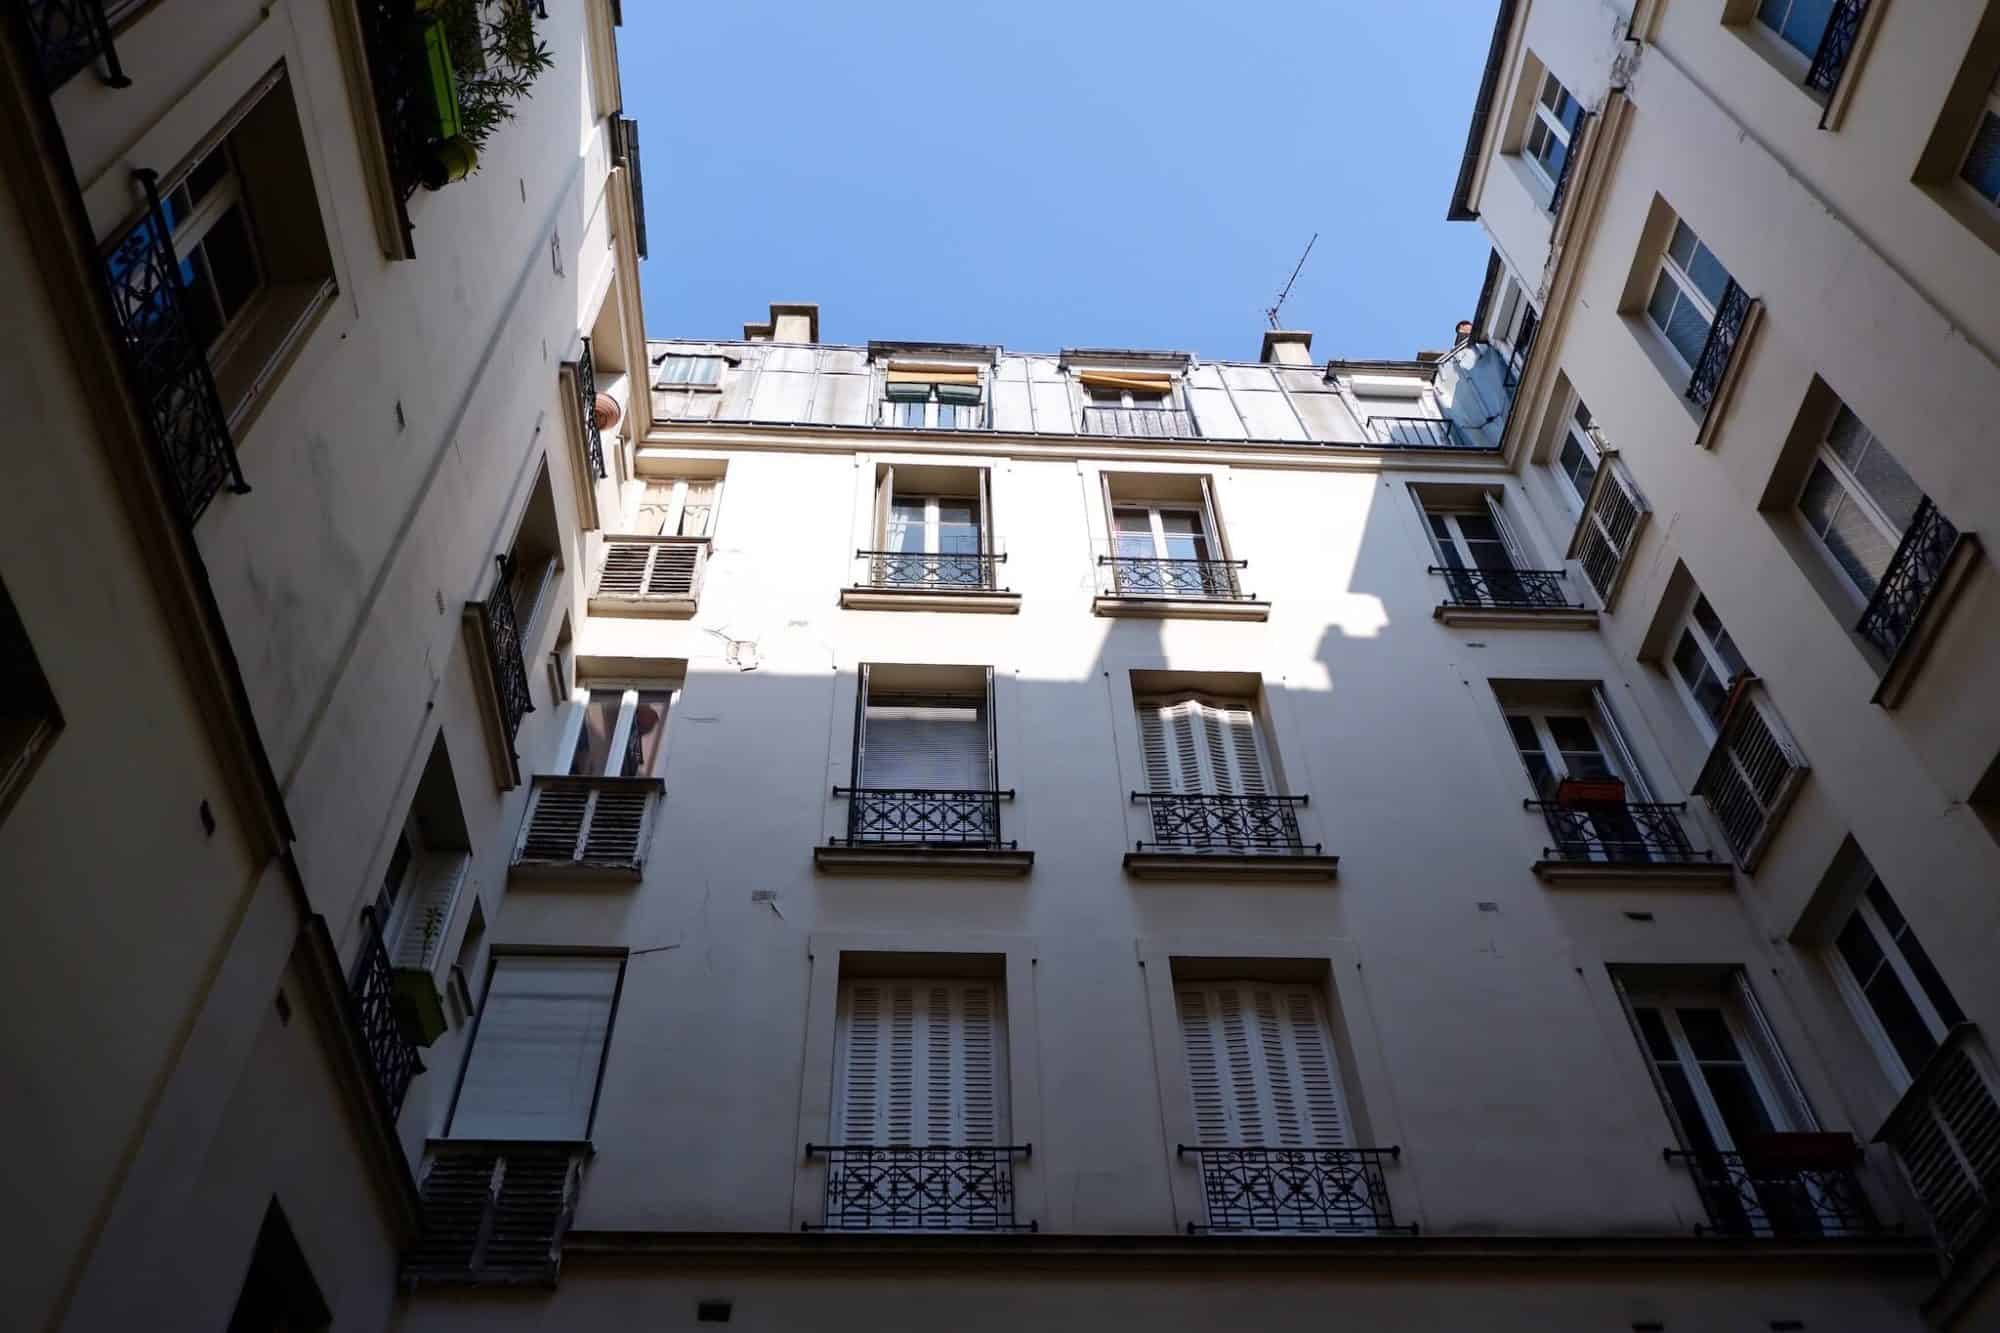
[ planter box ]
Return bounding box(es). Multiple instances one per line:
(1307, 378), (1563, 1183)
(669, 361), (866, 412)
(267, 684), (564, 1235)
(1553, 777), (1626, 805)
(1739, 1132), (1862, 1172)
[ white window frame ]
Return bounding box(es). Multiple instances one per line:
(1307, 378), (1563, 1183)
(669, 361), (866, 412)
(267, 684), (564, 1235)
(882, 381), (984, 430)
(1556, 397), (1603, 512)
(1423, 503), (1522, 573)
(1793, 409), (1914, 605)
(657, 354), (724, 389)
(1522, 69), (1580, 191)
(1646, 221), (1725, 373)
(1667, 592), (1749, 743)
(884, 493), (982, 557)
(1111, 502), (1216, 563)
(555, 682), (677, 779)
(1830, 879), (1963, 1091)
(1621, 980), (1812, 1153)
(1506, 706), (1620, 787)
(635, 476), (721, 538)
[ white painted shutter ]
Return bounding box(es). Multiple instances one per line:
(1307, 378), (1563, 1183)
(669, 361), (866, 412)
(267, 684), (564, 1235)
(1138, 697), (1269, 795)
(390, 852), (470, 971)
(679, 480), (717, 537)
(451, 957), (621, 1141)
(1176, 981), (1347, 1147)
(834, 980), (1006, 1146)
(861, 702), (990, 790)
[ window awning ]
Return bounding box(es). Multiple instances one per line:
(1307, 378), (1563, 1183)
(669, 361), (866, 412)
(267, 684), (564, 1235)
(886, 365), (980, 386)
(1078, 370), (1174, 392)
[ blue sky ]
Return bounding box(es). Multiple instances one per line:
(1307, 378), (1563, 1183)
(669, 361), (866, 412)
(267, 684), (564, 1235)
(618, 1), (1499, 364)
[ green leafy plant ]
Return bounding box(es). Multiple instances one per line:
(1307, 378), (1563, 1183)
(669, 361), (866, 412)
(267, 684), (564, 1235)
(434, 0), (554, 159)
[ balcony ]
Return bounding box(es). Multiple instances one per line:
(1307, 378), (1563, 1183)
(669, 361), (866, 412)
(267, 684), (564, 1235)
(589, 536), (706, 617)
(103, 171), (249, 527)
(815, 787), (1030, 876)
(405, 1140), (588, 1285)
(1125, 791), (1337, 880)
(567, 337), (606, 483)
(512, 775), (664, 879)
(1429, 566), (1597, 630)
(1178, 1145), (1413, 1235)
(1368, 416), (1478, 450)
(1692, 676), (1808, 872)
(24, 0), (136, 89)
(1526, 795), (1732, 887)
(1856, 497), (1981, 708)
(1081, 405), (1197, 439)
(1665, 1138), (1879, 1239)
(1687, 280), (1761, 442)
(839, 549), (1020, 614)
(463, 555), (535, 789)
(348, 906), (424, 1121)
(803, 1144), (1034, 1232)
(1876, 1025), (2000, 1259)
(1094, 554), (1268, 621)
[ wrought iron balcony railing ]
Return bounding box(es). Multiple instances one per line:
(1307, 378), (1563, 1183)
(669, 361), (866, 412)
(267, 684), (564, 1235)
(405, 1141), (588, 1284)
(513, 775), (663, 874)
(24, 0), (135, 88)
(1526, 799), (1713, 866)
(1877, 1025), (2000, 1258)
(104, 170), (248, 527)
(1081, 405), (1197, 439)
(1805, 0), (1870, 97)
(1099, 555), (1252, 601)
(349, 906), (423, 1120)
(804, 1144), (1034, 1232)
(1687, 279), (1753, 414)
(611, 117), (648, 259)
(593, 536), (706, 609)
(1133, 791), (1316, 856)
(1369, 415), (1474, 449)
(474, 555), (534, 744)
(1179, 1145), (1413, 1235)
(569, 336), (606, 480)
(1856, 497), (1962, 664)
(857, 548), (1004, 592)
(831, 787), (1014, 849)
(1665, 1147), (1878, 1239)
(1429, 566), (1580, 610)
(1548, 109), (1593, 223)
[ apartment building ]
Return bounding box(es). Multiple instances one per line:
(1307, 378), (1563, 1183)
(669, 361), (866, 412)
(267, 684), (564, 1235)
(0, 1), (643, 1329)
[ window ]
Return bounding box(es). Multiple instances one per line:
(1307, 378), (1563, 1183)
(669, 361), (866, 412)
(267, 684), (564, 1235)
(882, 369), (983, 429)
(657, 354), (723, 388)
(1570, 453), (1649, 607)
(888, 495), (980, 560)
(833, 978), (1007, 1149)
(163, 142), (263, 357)
(225, 1201), (330, 1333)
(1423, 497), (1537, 606)
(865, 464), (994, 588)
(1646, 220), (1733, 370)
(1834, 873), (1966, 1087)
(1506, 707), (1626, 797)
(1178, 981), (1349, 1149)
(1114, 505), (1213, 564)
(1626, 978), (1808, 1151)
(1500, 688), (1700, 866)
(1964, 70), (2000, 208)
(1557, 398), (1601, 509)
(504, 464), (562, 646)
(634, 476), (720, 538)
(1668, 592), (1751, 736)
(1756, 0), (1837, 60)
(564, 684), (673, 779)
(1078, 372), (1188, 436)
(858, 688), (992, 793)
(836, 666), (1005, 851)
(1796, 406), (1924, 602)
(0, 572), (61, 824)
(377, 737), (472, 977)
(450, 954), (623, 1140)
(1524, 70), (1583, 191)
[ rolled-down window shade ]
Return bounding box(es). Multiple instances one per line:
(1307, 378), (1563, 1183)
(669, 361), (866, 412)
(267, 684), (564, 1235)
(451, 956), (621, 1140)
(1078, 371), (1173, 393)
(834, 979), (1007, 1147)
(861, 696), (990, 790)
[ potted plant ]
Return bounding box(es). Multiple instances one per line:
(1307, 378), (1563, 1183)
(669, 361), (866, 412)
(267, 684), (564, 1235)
(409, 0), (553, 190)
(593, 391), (623, 432)
(1553, 775), (1626, 805)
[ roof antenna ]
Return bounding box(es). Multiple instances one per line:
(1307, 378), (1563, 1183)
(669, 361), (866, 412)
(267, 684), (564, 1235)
(1264, 232), (1318, 329)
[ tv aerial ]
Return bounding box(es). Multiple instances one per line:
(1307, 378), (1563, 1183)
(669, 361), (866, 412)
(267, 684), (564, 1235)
(1264, 232), (1318, 329)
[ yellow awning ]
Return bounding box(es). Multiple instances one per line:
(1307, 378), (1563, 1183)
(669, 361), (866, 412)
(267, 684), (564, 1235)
(1078, 371), (1173, 392)
(885, 367), (980, 386)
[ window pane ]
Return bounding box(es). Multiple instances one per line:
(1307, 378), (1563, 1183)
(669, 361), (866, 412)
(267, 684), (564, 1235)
(1837, 910), (1887, 986)
(1865, 963), (1943, 1079)
(888, 499), (926, 552)
(1849, 437), (1923, 533)
(1963, 111), (2000, 204)
(1676, 1007), (1739, 1063)
(1674, 631), (1728, 727)
(1634, 1007), (1677, 1061)
(1668, 221), (1698, 269)
(1660, 1064), (1720, 1154)
(1687, 242), (1731, 306)
(203, 205), (260, 324)
(619, 690), (672, 778)
(1801, 462), (1891, 593)
(1506, 714), (1541, 752)
(1777, 0), (1835, 57)
(1702, 1062), (1777, 1144)
(1560, 434), (1598, 497)
(936, 502), (979, 554)
(569, 689), (623, 776)
(1540, 134), (1569, 181)
(1545, 715), (1599, 755)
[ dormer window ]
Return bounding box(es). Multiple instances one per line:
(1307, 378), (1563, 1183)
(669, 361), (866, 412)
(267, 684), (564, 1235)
(881, 366), (983, 429)
(1077, 371), (1191, 438)
(658, 354), (724, 388)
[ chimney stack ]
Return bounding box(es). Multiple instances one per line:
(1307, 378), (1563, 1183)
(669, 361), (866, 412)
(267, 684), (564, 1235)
(1259, 328), (1314, 366)
(743, 302), (819, 343)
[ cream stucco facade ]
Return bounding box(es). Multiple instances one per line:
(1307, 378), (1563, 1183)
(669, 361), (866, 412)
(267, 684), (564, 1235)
(6, 0), (2000, 1330)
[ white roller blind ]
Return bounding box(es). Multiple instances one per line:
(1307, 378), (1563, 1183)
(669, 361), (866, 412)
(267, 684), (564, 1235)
(834, 979), (1006, 1146)
(452, 956), (621, 1140)
(1137, 697), (1269, 795)
(1177, 981), (1347, 1148)
(861, 699), (990, 790)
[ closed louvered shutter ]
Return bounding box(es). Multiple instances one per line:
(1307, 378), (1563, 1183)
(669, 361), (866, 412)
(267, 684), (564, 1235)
(1573, 459), (1649, 604)
(645, 542), (700, 596)
(1693, 688), (1808, 870)
(1138, 697), (1269, 795)
(1176, 981), (1347, 1148)
(451, 957), (621, 1140)
(834, 980), (1005, 1146)
(861, 699), (990, 790)
(578, 785), (651, 866)
(1893, 1044), (2000, 1252)
(519, 782), (590, 862)
(408, 1147), (578, 1281)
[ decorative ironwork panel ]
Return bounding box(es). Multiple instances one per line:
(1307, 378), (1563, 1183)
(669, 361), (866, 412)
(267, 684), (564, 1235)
(832, 787), (1011, 848)
(1881, 1029), (2000, 1257)
(350, 0), (424, 253)
(806, 1144), (1033, 1232)
(1527, 800), (1710, 865)
(515, 776), (661, 870)
(103, 171), (247, 525)
(859, 549), (1002, 591)
(1179, 1145), (1412, 1234)
(482, 555), (534, 742)
(1100, 555), (1250, 600)
(1081, 405), (1197, 439)
(349, 907), (422, 1119)
(615, 118), (648, 259)
(1856, 497), (1959, 662)
(1665, 1150), (1878, 1239)
(406, 1143), (586, 1283)
(1548, 109), (1593, 223)
(1687, 279), (1751, 413)
(1428, 566), (1577, 609)
(1805, 0), (1870, 96)
(1369, 416), (1475, 449)
(573, 337), (606, 479)
(1133, 791), (1314, 855)
(23, 0), (131, 87)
